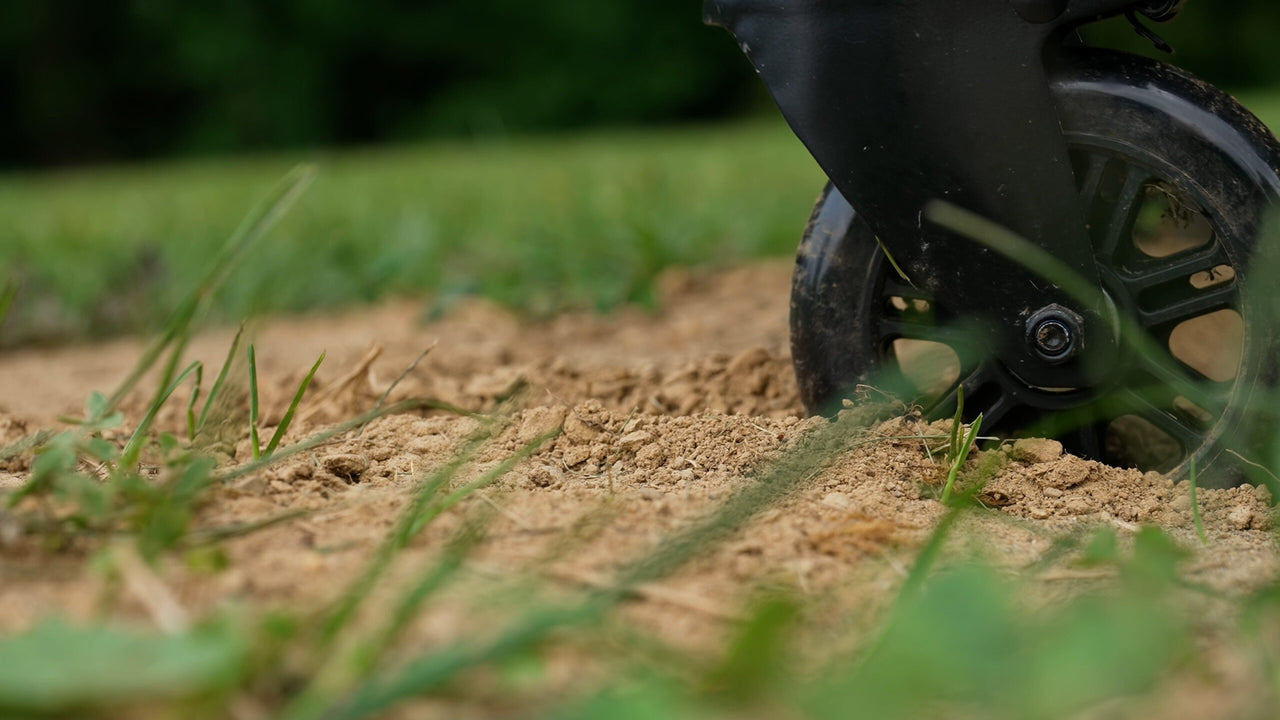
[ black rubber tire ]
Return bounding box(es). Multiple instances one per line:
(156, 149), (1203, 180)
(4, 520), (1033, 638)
(790, 49), (1280, 483)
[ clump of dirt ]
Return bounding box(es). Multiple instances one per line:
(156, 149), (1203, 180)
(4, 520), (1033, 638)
(983, 437), (1273, 531)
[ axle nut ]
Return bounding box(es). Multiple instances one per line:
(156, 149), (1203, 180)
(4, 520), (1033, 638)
(1026, 305), (1083, 364)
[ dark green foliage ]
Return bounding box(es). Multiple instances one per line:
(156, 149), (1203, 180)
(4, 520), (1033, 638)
(0, 0), (757, 168)
(1086, 3), (1280, 91)
(3, 1), (1278, 168)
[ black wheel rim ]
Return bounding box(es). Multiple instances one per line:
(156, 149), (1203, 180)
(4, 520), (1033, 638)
(869, 143), (1245, 474)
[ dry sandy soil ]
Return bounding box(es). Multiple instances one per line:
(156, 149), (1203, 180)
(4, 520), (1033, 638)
(0, 259), (1277, 716)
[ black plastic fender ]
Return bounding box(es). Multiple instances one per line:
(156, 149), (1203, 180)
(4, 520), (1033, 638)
(704, 0), (1134, 387)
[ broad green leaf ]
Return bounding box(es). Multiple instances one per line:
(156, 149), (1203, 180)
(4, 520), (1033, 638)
(0, 619), (246, 713)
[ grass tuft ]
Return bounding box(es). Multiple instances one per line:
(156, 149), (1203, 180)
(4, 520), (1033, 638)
(940, 413), (983, 507)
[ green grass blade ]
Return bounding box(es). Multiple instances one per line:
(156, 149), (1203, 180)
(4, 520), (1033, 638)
(895, 508), (962, 602)
(103, 165), (316, 416)
(941, 413), (983, 506)
(316, 436), (486, 647)
(118, 362), (203, 471)
(183, 508), (312, 546)
(199, 165), (319, 309)
(362, 522), (481, 670)
(248, 344), (261, 461)
(924, 200), (1105, 309)
(184, 363), (204, 441)
(152, 325), (196, 428)
(618, 412), (862, 590)
(874, 235), (915, 286)
(196, 324), (245, 434)
(289, 512), (496, 718)
(263, 351), (325, 456)
(313, 425), (554, 660)
(405, 429), (558, 538)
(316, 605), (593, 720)
(136, 455), (217, 560)
(372, 344), (434, 414)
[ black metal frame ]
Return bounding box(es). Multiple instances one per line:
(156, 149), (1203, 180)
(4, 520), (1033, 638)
(704, 0), (1177, 388)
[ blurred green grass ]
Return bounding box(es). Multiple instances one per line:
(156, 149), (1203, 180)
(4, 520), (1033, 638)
(0, 119), (823, 346)
(5, 94), (1279, 348)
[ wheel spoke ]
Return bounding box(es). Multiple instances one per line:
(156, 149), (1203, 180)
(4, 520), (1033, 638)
(973, 390), (1019, 429)
(1115, 388), (1205, 452)
(1171, 358), (1219, 386)
(1118, 244), (1231, 292)
(877, 317), (975, 345)
(1137, 283), (1237, 328)
(1076, 151), (1109, 206)
(1129, 350), (1225, 416)
(1093, 164), (1149, 261)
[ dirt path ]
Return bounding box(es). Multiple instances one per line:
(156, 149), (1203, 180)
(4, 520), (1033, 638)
(0, 259), (1276, 717)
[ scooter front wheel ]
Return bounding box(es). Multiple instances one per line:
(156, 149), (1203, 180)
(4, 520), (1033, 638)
(790, 49), (1280, 483)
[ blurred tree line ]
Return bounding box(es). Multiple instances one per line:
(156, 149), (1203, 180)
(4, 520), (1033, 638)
(0, 0), (755, 168)
(1, 0), (1278, 169)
